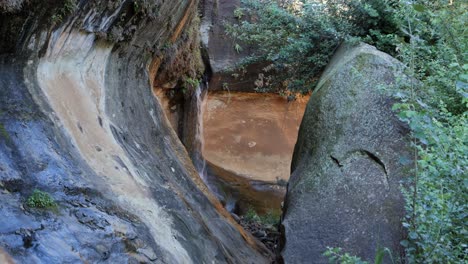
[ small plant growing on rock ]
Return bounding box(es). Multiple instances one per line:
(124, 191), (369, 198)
(50, 0), (77, 25)
(323, 247), (395, 264)
(244, 207), (280, 226)
(0, 123), (9, 140)
(244, 207), (261, 222)
(234, 7), (244, 20)
(26, 189), (57, 209)
(182, 77), (200, 93)
(241, 207), (281, 252)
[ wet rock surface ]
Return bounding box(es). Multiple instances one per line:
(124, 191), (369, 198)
(281, 43), (411, 263)
(0, 1), (270, 263)
(206, 161), (285, 216)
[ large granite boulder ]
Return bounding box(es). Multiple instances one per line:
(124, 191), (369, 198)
(281, 43), (411, 263)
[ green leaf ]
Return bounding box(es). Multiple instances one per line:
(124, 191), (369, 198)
(413, 4), (426, 12)
(400, 240), (409, 248)
(374, 248), (385, 264)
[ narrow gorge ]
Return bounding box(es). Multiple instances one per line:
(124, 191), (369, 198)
(0, 1), (413, 263)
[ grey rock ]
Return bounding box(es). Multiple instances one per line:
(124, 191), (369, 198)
(281, 43), (411, 263)
(74, 208), (110, 230)
(201, 0), (266, 92)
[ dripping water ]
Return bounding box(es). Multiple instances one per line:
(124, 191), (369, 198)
(192, 82), (208, 183)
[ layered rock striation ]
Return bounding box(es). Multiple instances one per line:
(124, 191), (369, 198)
(0, 1), (269, 263)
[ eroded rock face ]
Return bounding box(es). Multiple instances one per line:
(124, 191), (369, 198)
(0, 1), (269, 263)
(281, 43), (410, 263)
(203, 92), (308, 182)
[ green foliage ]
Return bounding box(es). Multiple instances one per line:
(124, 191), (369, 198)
(396, 105), (467, 262)
(244, 206), (261, 222)
(388, 1), (467, 262)
(133, 1), (140, 12)
(26, 189), (57, 209)
(63, 0), (75, 13)
(324, 247), (369, 264)
(183, 77), (199, 88)
(0, 122), (8, 140)
(259, 210), (280, 226)
(226, 0), (400, 94)
(414, 114), (466, 260)
(51, 0), (77, 24)
(51, 14), (62, 24)
(234, 43), (243, 54)
(234, 7), (245, 20)
(324, 247), (395, 264)
(182, 77), (200, 94)
(244, 207), (280, 226)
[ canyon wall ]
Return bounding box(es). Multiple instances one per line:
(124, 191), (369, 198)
(204, 92), (308, 183)
(202, 91), (309, 215)
(0, 1), (269, 263)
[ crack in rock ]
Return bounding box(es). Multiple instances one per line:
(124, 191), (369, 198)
(330, 149), (389, 186)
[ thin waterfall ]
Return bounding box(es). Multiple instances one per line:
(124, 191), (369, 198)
(191, 82), (231, 210)
(192, 82), (208, 183)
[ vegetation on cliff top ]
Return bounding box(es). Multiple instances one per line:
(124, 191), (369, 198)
(226, 0), (400, 95)
(228, 0), (467, 262)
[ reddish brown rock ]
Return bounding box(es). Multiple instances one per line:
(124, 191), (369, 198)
(203, 92), (309, 183)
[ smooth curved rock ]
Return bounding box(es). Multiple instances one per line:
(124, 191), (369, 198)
(281, 43), (411, 263)
(0, 1), (269, 263)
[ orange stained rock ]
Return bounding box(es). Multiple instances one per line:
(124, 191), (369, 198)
(203, 91), (310, 183)
(0, 248), (14, 264)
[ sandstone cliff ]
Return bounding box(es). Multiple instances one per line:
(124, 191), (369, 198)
(0, 1), (269, 262)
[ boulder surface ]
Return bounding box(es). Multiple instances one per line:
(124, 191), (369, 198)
(281, 43), (411, 263)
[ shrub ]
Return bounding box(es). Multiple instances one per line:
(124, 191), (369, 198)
(389, 1), (467, 262)
(324, 247), (395, 264)
(244, 207), (280, 226)
(244, 206), (261, 222)
(0, 123), (8, 140)
(26, 189), (57, 209)
(0, 0), (27, 12)
(225, 0), (400, 94)
(50, 0), (76, 24)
